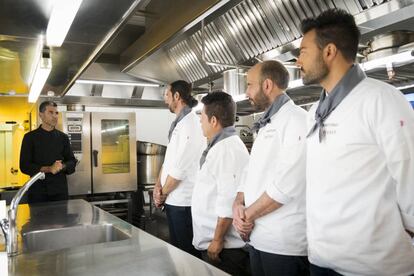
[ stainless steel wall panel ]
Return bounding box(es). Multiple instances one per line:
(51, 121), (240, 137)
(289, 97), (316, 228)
(258, 0), (290, 44)
(231, 8), (262, 55)
(221, 14), (254, 59)
(283, 0), (306, 23)
(173, 44), (196, 81)
(163, 0), (393, 84)
(182, 41), (207, 78)
(168, 49), (190, 81)
(169, 40), (208, 82)
(227, 10), (258, 57)
(245, 0), (275, 50)
(350, 0), (364, 13)
(209, 22), (236, 64)
(239, 1), (269, 52)
(185, 37), (217, 75)
(344, 0), (362, 15)
(362, 0), (373, 8)
(332, 0), (351, 12)
(315, 0), (329, 11)
(211, 23), (238, 63)
(305, 0), (323, 16)
(180, 42), (208, 80)
(192, 32), (223, 72)
(273, 0), (300, 39)
(269, 1), (295, 41)
(297, 0), (317, 17)
(251, 0), (284, 46)
(325, 0), (336, 9)
(215, 16), (248, 62)
(205, 25), (230, 65)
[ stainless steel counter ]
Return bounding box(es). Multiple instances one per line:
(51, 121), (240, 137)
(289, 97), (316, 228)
(4, 199), (229, 276)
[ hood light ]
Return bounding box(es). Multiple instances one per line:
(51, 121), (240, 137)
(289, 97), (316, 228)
(75, 79), (161, 87)
(28, 48), (52, 103)
(46, 0), (83, 47)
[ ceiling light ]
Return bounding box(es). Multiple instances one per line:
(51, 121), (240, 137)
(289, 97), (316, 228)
(397, 83), (414, 90)
(46, 0), (83, 47)
(288, 79), (303, 89)
(75, 79), (161, 87)
(285, 50), (414, 90)
(360, 50), (414, 71)
(28, 49), (52, 103)
(232, 94), (248, 102)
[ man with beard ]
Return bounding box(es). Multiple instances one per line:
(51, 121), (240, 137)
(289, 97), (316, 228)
(232, 60), (308, 276)
(20, 101), (77, 203)
(296, 9), (414, 276)
(153, 80), (205, 257)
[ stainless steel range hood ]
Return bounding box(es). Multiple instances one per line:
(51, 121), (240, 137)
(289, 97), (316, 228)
(5, 0), (413, 110)
(120, 0), (414, 110)
(0, 0), (146, 98)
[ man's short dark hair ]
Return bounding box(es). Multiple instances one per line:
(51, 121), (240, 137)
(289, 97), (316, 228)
(201, 91), (236, 128)
(39, 101), (57, 113)
(300, 8), (360, 62)
(260, 60), (290, 90)
(170, 80), (198, 108)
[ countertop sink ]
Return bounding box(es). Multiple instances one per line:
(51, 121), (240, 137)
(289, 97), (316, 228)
(7, 200), (228, 275)
(22, 223), (130, 253)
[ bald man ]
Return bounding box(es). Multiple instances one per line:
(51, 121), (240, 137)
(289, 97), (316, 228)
(233, 61), (308, 276)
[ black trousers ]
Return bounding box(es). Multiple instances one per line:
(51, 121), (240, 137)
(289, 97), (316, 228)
(310, 263), (343, 276)
(27, 191), (68, 204)
(249, 246), (309, 276)
(164, 204), (200, 258)
(201, 247), (250, 276)
(310, 263), (414, 276)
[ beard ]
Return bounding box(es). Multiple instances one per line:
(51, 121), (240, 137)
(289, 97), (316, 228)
(302, 55), (329, 86)
(249, 87), (270, 112)
(168, 100), (177, 113)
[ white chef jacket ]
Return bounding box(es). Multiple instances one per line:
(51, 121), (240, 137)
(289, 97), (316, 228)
(161, 111), (206, 206)
(192, 135), (249, 250)
(306, 78), (414, 276)
(240, 100), (308, 255)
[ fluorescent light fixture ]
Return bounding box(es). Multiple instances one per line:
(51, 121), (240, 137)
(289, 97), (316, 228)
(46, 0), (83, 47)
(76, 79), (160, 87)
(285, 50), (414, 90)
(397, 83), (414, 90)
(28, 35), (44, 87)
(288, 79), (303, 89)
(233, 94), (248, 102)
(28, 54), (52, 103)
(360, 50), (414, 71)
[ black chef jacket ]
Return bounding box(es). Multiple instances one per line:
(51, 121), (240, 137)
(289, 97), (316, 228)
(20, 125), (77, 203)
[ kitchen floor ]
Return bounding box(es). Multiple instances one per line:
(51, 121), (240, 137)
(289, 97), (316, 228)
(138, 207), (170, 242)
(132, 189), (170, 242)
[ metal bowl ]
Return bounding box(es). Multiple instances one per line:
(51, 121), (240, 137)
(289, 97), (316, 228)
(136, 141), (166, 155)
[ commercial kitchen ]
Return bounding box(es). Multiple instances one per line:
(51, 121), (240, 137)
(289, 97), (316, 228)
(1, 0), (414, 275)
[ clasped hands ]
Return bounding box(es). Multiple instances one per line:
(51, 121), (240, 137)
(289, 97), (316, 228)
(232, 203), (254, 242)
(153, 183), (167, 208)
(46, 160), (64, 175)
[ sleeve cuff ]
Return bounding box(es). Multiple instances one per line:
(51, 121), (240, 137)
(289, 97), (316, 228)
(265, 183), (292, 205)
(401, 211), (414, 232)
(215, 204), (233, 219)
(168, 167), (185, 181)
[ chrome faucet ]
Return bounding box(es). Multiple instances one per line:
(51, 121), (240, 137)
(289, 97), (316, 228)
(0, 172), (45, 256)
